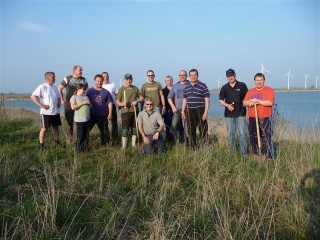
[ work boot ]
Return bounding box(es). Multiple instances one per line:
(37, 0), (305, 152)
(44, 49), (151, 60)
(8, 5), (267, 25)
(131, 135), (137, 148)
(122, 137), (128, 150)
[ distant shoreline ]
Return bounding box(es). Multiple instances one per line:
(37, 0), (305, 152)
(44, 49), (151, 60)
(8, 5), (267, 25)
(210, 89), (320, 93)
(1, 89), (319, 101)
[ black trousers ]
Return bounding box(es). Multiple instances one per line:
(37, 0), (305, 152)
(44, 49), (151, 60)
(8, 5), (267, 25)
(185, 106), (208, 149)
(90, 115), (110, 146)
(76, 121), (90, 151)
(110, 103), (118, 140)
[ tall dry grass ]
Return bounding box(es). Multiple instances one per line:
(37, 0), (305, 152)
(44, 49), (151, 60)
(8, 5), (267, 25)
(0, 108), (319, 239)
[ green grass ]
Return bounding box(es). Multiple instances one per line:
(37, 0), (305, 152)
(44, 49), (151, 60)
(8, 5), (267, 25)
(0, 113), (319, 239)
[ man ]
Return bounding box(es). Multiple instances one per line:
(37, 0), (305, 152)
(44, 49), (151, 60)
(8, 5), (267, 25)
(102, 71), (118, 141)
(219, 68), (248, 157)
(141, 70), (166, 115)
(86, 74), (113, 146)
(162, 76), (173, 141)
(181, 69), (210, 149)
(31, 72), (61, 149)
(58, 65), (88, 143)
(116, 73), (144, 149)
(137, 98), (166, 154)
(168, 70), (190, 143)
(243, 73), (275, 160)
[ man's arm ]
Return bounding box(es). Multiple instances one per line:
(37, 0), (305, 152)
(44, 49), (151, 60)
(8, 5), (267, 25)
(219, 99), (234, 112)
(181, 98), (187, 121)
(58, 84), (65, 105)
(30, 95), (49, 110)
(202, 96), (210, 121)
(159, 89), (166, 115)
(107, 102), (112, 120)
(168, 98), (177, 113)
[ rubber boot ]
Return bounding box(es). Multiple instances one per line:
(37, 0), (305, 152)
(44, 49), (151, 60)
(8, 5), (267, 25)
(122, 137), (128, 150)
(131, 135), (137, 148)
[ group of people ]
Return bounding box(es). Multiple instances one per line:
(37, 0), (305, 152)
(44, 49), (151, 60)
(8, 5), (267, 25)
(31, 65), (275, 160)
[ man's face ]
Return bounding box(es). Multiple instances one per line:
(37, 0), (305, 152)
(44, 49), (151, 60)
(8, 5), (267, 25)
(74, 67), (83, 78)
(147, 71), (155, 82)
(47, 73), (55, 85)
(189, 71), (198, 83)
(102, 73), (109, 84)
(124, 78), (133, 87)
(179, 71), (187, 83)
(145, 101), (154, 111)
(95, 76), (103, 89)
(227, 75), (236, 84)
(165, 78), (173, 87)
(254, 76), (265, 89)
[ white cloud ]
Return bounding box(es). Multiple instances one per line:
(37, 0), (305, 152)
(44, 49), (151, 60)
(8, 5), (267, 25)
(18, 22), (52, 33)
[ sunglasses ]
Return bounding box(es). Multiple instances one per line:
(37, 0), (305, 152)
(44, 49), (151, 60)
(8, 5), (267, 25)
(147, 75), (154, 77)
(146, 103), (153, 106)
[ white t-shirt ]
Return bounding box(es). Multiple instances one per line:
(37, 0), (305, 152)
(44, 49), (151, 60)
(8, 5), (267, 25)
(32, 83), (60, 115)
(102, 82), (117, 103)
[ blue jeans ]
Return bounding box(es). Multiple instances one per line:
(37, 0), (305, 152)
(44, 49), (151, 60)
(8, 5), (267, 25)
(226, 116), (248, 156)
(143, 131), (166, 154)
(170, 110), (185, 142)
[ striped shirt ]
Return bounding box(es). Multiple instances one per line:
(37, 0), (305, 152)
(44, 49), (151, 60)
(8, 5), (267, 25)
(183, 80), (210, 109)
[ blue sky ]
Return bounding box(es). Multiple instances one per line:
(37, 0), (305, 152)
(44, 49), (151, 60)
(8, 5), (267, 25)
(0, 0), (319, 93)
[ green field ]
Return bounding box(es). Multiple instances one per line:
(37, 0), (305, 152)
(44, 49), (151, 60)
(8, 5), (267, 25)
(0, 108), (319, 239)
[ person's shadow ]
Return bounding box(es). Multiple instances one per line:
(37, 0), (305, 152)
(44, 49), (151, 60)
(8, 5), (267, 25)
(299, 169), (320, 238)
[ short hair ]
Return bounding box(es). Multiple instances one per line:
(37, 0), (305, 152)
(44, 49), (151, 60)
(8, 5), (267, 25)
(94, 74), (103, 80)
(147, 70), (154, 75)
(179, 70), (187, 76)
(165, 75), (173, 81)
(101, 72), (109, 75)
(189, 68), (198, 76)
(73, 65), (82, 71)
(145, 98), (154, 104)
(44, 72), (54, 79)
(254, 73), (265, 81)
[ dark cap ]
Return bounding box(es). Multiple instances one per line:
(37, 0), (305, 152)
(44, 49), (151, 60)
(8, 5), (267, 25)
(124, 73), (132, 79)
(226, 69), (235, 77)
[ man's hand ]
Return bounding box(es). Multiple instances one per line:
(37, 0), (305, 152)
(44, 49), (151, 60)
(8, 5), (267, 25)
(153, 131), (160, 141)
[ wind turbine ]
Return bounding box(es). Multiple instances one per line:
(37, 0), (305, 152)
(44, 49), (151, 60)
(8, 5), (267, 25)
(285, 69), (293, 90)
(315, 75), (319, 89)
(217, 77), (220, 91)
(260, 62), (270, 74)
(304, 74), (309, 90)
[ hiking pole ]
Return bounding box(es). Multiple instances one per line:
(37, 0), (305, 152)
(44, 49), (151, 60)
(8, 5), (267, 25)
(133, 105), (139, 146)
(254, 103), (262, 156)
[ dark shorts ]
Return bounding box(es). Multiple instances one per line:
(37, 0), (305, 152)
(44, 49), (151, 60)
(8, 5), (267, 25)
(121, 112), (136, 130)
(65, 109), (75, 126)
(40, 114), (62, 129)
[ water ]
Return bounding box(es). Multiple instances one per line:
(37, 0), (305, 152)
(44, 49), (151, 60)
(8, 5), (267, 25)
(3, 91), (320, 128)
(210, 91), (320, 128)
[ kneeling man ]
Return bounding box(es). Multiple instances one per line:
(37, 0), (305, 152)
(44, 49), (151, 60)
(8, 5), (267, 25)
(137, 98), (166, 154)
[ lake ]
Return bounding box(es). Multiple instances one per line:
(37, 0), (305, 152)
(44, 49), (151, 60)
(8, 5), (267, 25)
(3, 91), (320, 129)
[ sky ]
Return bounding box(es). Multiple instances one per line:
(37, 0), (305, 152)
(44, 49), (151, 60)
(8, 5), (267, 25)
(0, 0), (319, 93)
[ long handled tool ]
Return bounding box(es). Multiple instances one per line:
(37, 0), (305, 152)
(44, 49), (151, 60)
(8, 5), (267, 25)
(254, 103), (262, 156)
(123, 90), (127, 109)
(133, 105), (140, 146)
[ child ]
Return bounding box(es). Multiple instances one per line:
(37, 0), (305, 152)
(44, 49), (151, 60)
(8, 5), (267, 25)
(70, 84), (91, 151)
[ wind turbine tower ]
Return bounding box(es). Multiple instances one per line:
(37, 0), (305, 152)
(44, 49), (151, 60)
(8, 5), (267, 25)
(315, 75), (319, 89)
(285, 69), (293, 90)
(260, 62), (270, 74)
(217, 77), (220, 91)
(304, 74), (309, 90)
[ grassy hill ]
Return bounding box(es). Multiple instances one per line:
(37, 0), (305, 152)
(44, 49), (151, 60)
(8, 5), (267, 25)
(0, 108), (319, 239)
